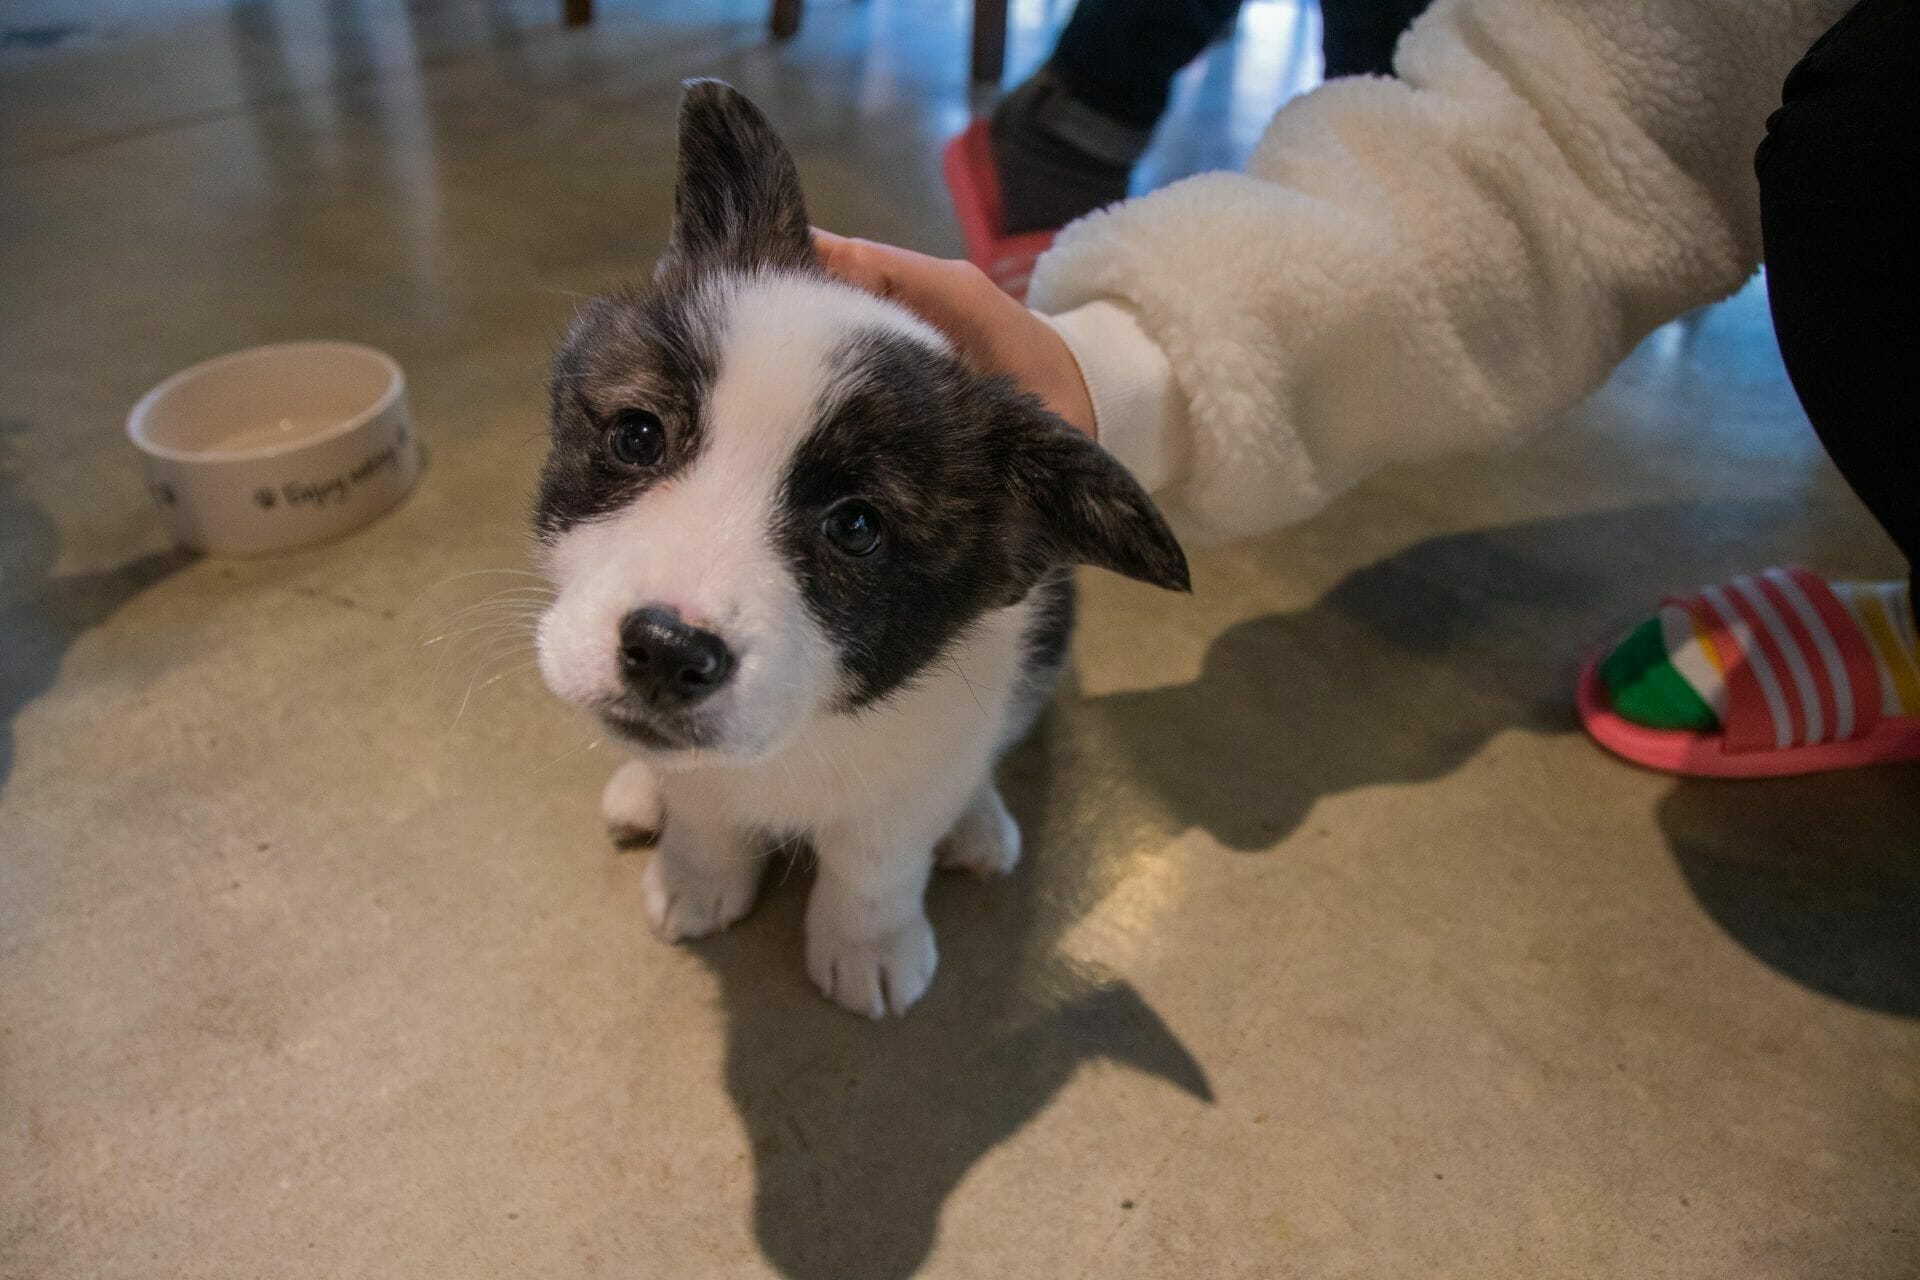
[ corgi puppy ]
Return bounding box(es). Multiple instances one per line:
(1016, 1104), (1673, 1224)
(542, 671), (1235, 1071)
(534, 81), (1187, 1016)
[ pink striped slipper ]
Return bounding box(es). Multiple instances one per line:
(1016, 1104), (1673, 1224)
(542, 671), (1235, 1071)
(942, 120), (1057, 301)
(1579, 567), (1920, 778)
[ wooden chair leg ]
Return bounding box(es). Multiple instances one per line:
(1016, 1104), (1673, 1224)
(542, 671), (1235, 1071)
(564, 0), (592, 26)
(770, 0), (803, 41)
(971, 0), (1008, 83)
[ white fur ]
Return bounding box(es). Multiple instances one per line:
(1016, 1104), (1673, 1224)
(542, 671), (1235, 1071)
(600, 759), (663, 840)
(542, 271), (1032, 1017)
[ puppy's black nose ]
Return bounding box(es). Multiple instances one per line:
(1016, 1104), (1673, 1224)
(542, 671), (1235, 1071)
(618, 606), (734, 706)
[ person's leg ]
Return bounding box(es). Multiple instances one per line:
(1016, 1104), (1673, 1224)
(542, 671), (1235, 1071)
(1757, 0), (1920, 587)
(991, 0), (1242, 235)
(1321, 0), (1432, 78)
(1048, 0), (1245, 129)
(989, 0), (1438, 235)
(1594, 0), (1920, 750)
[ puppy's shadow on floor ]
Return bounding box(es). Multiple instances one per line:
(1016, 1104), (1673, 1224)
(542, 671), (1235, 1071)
(697, 706), (1212, 1280)
(695, 501), (1917, 1279)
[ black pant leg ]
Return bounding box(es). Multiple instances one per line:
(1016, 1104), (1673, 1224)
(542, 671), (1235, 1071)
(1049, 0), (1248, 129)
(1758, 0), (1920, 582)
(1050, 0), (1429, 131)
(1321, 0), (1431, 77)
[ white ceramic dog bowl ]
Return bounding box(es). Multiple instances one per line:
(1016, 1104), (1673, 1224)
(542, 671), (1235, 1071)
(127, 341), (420, 555)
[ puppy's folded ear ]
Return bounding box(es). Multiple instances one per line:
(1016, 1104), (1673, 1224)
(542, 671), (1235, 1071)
(659, 80), (815, 277)
(995, 390), (1190, 596)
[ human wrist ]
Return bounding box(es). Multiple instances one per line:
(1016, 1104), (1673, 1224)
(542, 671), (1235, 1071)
(1038, 301), (1184, 491)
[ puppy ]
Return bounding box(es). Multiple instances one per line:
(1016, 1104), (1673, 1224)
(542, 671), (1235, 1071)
(533, 81), (1188, 1017)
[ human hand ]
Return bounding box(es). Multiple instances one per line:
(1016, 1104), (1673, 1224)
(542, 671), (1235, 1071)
(812, 230), (1096, 439)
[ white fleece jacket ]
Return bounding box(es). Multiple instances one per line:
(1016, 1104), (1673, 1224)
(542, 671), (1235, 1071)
(1031, 0), (1854, 545)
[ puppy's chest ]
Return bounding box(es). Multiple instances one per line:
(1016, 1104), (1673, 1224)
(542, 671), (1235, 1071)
(701, 599), (1044, 831)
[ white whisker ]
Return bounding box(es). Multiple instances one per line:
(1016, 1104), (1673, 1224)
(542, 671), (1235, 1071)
(532, 736), (603, 776)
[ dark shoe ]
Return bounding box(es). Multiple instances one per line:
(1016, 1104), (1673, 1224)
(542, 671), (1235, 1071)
(987, 69), (1149, 236)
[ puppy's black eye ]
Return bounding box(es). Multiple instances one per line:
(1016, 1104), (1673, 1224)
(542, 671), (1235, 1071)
(821, 500), (882, 557)
(609, 410), (665, 468)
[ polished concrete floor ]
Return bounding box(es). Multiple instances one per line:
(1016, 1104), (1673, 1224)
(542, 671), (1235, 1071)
(3, 2), (1916, 1277)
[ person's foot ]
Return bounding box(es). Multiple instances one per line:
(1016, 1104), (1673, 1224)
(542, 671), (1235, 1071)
(988, 68), (1149, 236)
(1600, 574), (1919, 731)
(1580, 568), (1920, 777)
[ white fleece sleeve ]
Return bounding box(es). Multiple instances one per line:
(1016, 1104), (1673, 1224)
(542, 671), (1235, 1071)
(1026, 0), (1852, 545)
(1041, 301), (1186, 493)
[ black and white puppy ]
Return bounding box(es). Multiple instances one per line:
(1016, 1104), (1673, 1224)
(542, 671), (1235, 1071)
(534, 82), (1187, 1017)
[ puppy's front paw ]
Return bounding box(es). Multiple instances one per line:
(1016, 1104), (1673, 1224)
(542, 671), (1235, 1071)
(807, 916), (938, 1018)
(641, 854), (760, 942)
(936, 784), (1021, 878)
(601, 760), (664, 847)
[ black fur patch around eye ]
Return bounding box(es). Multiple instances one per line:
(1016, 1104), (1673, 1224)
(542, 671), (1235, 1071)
(775, 324), (1187, 711)
(533, 281), (720, 541)
(774, 330), (1033, 710)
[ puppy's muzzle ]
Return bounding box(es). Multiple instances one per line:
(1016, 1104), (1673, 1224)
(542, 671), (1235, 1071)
(618, 606), (735, 708)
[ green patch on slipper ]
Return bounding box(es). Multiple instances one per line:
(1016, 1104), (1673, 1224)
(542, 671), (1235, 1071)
(1599, 617), (1720, 732)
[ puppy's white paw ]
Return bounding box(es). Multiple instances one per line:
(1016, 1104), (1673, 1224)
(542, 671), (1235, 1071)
(601, 760), (663, 846)
(936, 785), (1021, 877)
(641, 854), (760, 942)
(807, 916), (938, 1018)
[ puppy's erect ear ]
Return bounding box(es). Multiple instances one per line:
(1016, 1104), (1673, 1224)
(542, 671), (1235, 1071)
(995, 389), (1191, 597)
(660, 80), (815, 277)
